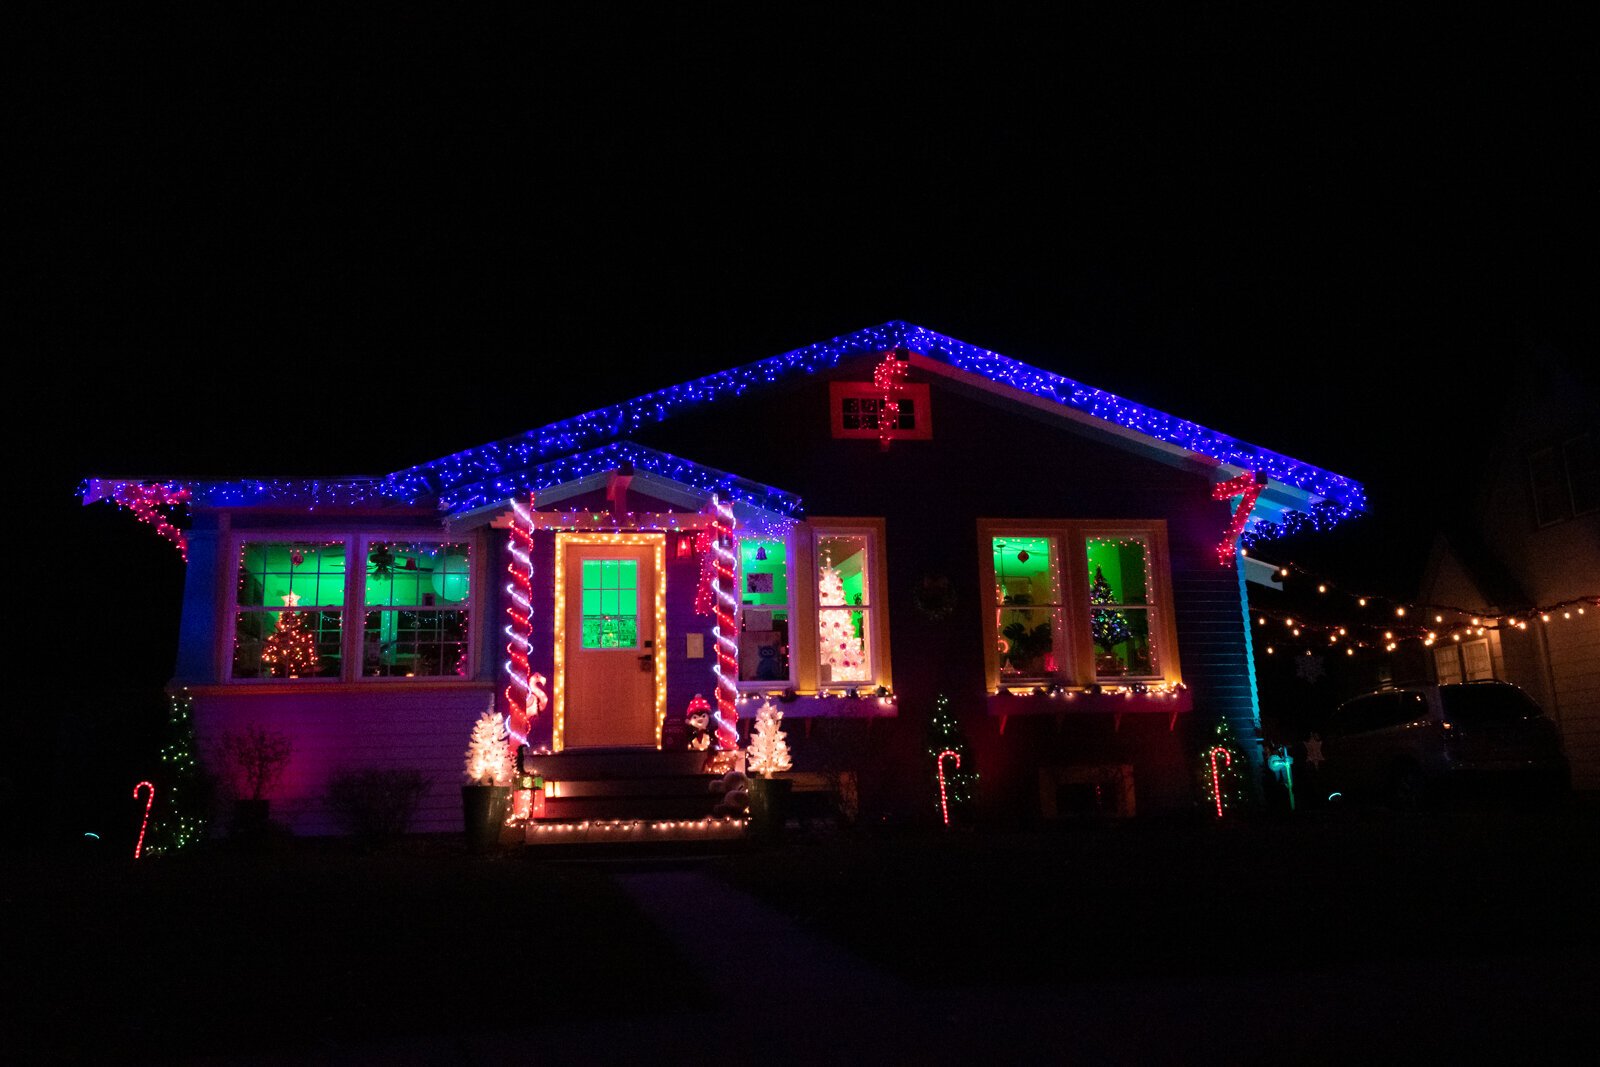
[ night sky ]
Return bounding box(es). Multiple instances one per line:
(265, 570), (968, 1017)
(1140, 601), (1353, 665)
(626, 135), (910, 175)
(28, 11), (1592, 696)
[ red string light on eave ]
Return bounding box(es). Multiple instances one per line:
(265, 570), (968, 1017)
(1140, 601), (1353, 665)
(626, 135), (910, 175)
(99, 483), (193, 560)
(1212, 471), (1266, 566)
(873, 350), (909, 451)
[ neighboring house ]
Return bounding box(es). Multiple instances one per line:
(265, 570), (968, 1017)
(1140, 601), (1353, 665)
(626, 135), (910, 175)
(83, 322), (1365, 832)
(1418, 362), (1599, 789)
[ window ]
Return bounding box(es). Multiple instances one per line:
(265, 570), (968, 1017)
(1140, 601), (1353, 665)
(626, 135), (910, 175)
(1086, 536), (1159, 679)
(829, 381), (933, 441)
(233, 540), (347, 679)
(1330, 691), (1428, 736)
(230, 534), (474, 682)
(1529, 432), (1597, 526)
(816, 532), (875, 684)
(363, 541), (472, 676)
(579, 558), (638, 650)
(992, 536), (1063, 682)
(1434, 638), (1493, 685)
(979, 520), (1178, 692)
(737, 535), (793, 685)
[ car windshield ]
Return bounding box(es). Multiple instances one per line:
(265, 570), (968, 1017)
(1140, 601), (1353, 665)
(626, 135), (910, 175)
(1440, 684), (1542, 724)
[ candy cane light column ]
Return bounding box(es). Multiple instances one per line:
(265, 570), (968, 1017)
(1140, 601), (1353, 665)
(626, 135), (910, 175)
(708, 494), (740, 745)
(504, 495), (540, 747)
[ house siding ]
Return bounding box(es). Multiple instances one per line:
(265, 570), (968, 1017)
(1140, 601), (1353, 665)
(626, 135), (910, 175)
(635, 363), (1262, 816)
(191, 687), (495, 835)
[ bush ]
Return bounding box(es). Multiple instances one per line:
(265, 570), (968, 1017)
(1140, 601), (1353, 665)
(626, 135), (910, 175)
(326, 769), (432, 844)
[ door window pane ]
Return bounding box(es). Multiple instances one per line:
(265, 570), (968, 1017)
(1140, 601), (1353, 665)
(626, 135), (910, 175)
(739, 537), (790, 683)
(581, 559), (639, 649)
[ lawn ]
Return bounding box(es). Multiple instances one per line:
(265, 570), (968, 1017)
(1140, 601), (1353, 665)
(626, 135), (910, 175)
(712, 802), (1600, 988)
(1, 838), (691, 1061)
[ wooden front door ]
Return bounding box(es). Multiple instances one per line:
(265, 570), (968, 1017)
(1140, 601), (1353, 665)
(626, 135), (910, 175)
(560, 538), (661, 749)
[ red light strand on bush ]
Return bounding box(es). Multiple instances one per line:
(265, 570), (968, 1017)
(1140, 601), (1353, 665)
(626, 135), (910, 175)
(1212, 471), (1266, 566)
(133, 780), (156, 859)
(692, 530), (716, 616)
(936, 749), (961, 826)
(504, 495), (538, 746)
(1208, 746), (1232, 819)
(709, 495), (740, 741)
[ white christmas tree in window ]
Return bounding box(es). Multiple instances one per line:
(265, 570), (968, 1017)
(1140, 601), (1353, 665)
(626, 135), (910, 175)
(818, 559), (867, 682)
(746, 700), (792, 778)
(464, 708), (514, 786)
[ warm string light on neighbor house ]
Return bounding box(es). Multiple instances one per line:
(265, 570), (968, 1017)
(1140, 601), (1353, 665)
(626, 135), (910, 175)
(709, 495), (740, 733)
(1246, 553), (1598, 656)
(551, 532), (669, 751)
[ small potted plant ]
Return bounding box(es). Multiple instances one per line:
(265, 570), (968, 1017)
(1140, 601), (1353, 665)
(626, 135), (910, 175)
(462, 709), (514, 851)
(745, 700), (793, 839)
(217, 723), (292, 837)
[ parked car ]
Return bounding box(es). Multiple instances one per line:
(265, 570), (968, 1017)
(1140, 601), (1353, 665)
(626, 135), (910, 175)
(1304, 680), (1570, 807)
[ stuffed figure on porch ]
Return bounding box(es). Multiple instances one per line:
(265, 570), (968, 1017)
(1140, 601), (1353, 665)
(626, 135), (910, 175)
(684, 693), (712, 751)
(710, 769), (749, 816)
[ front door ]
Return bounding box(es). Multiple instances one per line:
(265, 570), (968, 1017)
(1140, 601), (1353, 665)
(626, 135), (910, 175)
(560, 537), (661, 749)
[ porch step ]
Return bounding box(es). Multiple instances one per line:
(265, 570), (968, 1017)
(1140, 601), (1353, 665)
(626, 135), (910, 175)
(522, 816), (748, 847)
(543, 776), (722, 799)
(521, 748), (713, 780)
(539, 793), (722, 820)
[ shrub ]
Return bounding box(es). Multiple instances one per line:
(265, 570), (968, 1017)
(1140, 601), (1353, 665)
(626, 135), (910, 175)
(326, 768), (433, 844)
(216, 723), (292, 802)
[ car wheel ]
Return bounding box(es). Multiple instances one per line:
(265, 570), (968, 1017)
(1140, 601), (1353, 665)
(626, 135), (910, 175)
(1387, 763), (1427, 810)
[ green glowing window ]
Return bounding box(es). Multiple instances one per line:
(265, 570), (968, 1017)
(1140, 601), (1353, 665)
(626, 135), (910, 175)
(363, 542), (472, 677)
(1086, 537), (1159, 679)
(992, 536), (1060, 679)
(581, 559), (638, 649)
(738, 537), (791, 683)
(232, 541), (346, 679)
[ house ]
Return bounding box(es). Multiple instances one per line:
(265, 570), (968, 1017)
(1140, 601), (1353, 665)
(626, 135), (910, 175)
(1415, 357), (1598, 789)
(82, 322), (1366, 833)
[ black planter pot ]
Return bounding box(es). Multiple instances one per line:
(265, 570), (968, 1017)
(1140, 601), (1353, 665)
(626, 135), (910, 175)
(461, 785), (511, 851)
(748, 776), (793, 840)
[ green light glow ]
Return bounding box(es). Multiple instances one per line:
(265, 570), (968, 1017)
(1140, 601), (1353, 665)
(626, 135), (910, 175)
(580, 559), (638, 649)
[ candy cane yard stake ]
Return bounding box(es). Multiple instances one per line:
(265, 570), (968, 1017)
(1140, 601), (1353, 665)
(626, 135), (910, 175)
(936, 749), (961, 827)
(133, 781), (156, 859)
(1208, 746), (1232, 819)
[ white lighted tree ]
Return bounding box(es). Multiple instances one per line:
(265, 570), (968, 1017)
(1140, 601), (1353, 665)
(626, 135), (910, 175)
(464, 708), (514, 786)
(747, 701), (792, 777)
(817, 562), (867, 682)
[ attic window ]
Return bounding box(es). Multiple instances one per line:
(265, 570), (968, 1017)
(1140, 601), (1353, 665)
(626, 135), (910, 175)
(830, 381), (932, 441)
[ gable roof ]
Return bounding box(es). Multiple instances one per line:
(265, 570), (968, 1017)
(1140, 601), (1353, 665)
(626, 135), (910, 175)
(82, 322), (1364, 539)
(384, 321), (1365, 533)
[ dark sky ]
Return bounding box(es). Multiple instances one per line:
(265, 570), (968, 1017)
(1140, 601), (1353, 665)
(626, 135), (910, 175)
(32, 9), (1591, 533)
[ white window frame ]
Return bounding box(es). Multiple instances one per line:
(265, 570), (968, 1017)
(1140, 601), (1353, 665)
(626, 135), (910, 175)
(222, 528), (481, 685)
